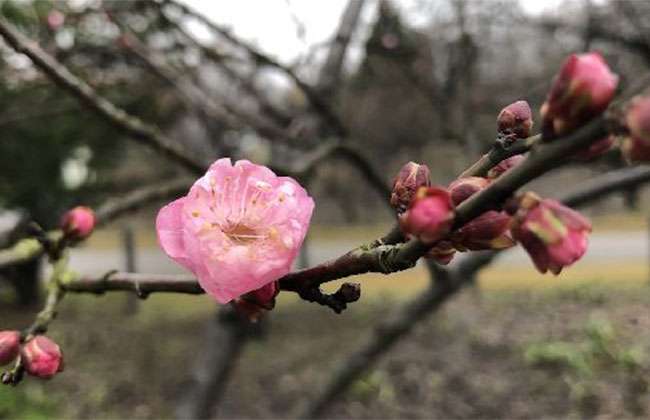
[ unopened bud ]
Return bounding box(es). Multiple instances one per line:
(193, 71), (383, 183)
(487, 155), (525, 180)
(573, 136), (614, 161)
(21, 336), (64, 379)
(46, 10), (65, 31)
(497, 100), (533, 138)
(451, 211), (515, 251)
(390, 162), (431, 214)
(233, 282), (279, 322)
(399, 187), (454, 244)
(0, 331), (20, 366)
(61, 206), (95, 241)
(425, 240), (456, 265)
(541, 52), (618, 140)
(626, 95), (650, 144)
(448, 177), (489, 206)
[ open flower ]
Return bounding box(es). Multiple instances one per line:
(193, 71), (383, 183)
(511, 193), (591, 275)
(156, 158), (314, 303)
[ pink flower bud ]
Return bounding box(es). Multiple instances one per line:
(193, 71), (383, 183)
(46, 10), (65, 31)
(448, 177), (489, 206)
(486, 155), (526, 180)
(541, 52), (618, 140)
(0, 331), (20, 366)
(390, 162), (431, 214)
(21, 336), (64, 379)
(622, 135), (650, 163)
(626, 95), (650, 144)
(425, 240), (456, 265)
(511, 194), (591, 275)
(61, 206), (96, 240)
(451, 211), (515, 251)
(399, 187), (454, 244)
(573, 136), (614, 161)
(233, 281), (279, 321)
(497, 100), (533, 138)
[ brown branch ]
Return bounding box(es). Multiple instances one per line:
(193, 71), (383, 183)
(302, 163), (650, 417)
(315, 0), (367, 98)
(160, 0), (347, 137)
(0, 16), (205, 175)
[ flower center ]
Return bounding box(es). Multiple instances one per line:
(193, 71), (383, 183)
(223, 223), (265, 245)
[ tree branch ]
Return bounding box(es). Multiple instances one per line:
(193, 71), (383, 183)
(0, 16), (205, 175)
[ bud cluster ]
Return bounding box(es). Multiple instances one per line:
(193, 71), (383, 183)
(0, 332), (64, 380)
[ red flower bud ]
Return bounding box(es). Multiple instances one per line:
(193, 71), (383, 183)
(622, 135), (650, 163)
(541, 52), (618, 140)
(573, 136), (614, 161)
(390, 162), (431, 214)
(511, 193), (591, 275)
(497, 100), (533, 138)
(0, 331), (20, 366)
(451, 211), (515, 251)
(448, 177), (489, 206)
(61, 206), (95, 240)
(21, 336), (64, 379)
(399, 187), (454, 244)
(232, 282), (279, 322)
(425, 240), (456, 265)
(46, 10), (65, 31)
(626, 95), (650, 143)
(486, 155), (526, 180)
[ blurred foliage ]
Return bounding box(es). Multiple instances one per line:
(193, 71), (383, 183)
(0, 384), (61, 419)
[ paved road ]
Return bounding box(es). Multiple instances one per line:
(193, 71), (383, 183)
(67, 231), (648, 277)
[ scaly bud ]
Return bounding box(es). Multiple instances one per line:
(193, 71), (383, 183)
(626, 95), (650, 143)
(486, 155), (526, 180)
(390, 162), (431, 214)
(451, 211), (515, 251)
(497, 100), (533, 138)
(399, 187), (454, 244)
(61, 206), (95, 241)
(0, 331), (20, 366)
(21, 336), (64, 379)
(233, 282), (279, 322)
(425, 240), (456, 265)
(511, 193), (591, 275)
(622, 135), (650, 163)
(448, 177), (489, 206)
(573, 136), (614, 161)
(541, 52), (618, 142)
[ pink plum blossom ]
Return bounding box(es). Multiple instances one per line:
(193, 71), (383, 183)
(511, 193), (591, 275)
(61, 206), (96, 240)
(21, 336), (64, 379)
(156, 158), (314, 304)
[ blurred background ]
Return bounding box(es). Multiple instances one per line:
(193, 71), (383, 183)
(1, 0), (650, 418)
